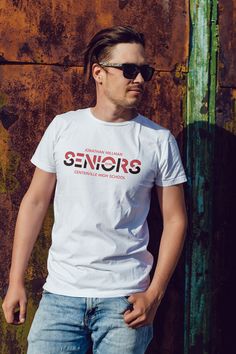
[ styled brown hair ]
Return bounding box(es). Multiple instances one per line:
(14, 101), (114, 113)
(82, 25), (145, 84)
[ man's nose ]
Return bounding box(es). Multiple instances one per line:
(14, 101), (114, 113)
(133, 72), (145, 83)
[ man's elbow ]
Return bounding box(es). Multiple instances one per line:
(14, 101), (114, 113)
(164, 213), (188, 235)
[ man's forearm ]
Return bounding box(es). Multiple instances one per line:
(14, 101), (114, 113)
(147, 219), (187, 301)
(9, 194), (49, 286)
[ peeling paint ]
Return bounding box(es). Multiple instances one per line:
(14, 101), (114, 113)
(184, 0), (218, 353)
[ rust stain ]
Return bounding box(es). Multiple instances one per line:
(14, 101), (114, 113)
(94, 0), (113, 27)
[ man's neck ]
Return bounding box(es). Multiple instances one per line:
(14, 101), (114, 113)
(90, 105), (139, 123)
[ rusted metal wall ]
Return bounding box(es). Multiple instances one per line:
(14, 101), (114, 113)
(0, 1), (189, 353)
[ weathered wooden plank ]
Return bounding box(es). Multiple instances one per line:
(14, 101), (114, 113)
(184, 0), (218, 353)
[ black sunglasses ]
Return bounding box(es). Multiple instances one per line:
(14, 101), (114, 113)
(98, 62), (155, 81)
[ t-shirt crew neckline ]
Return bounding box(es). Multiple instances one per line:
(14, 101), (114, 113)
(86, 107), (141, 126)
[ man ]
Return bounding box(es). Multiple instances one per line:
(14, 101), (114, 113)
(2, 25), (188, 354)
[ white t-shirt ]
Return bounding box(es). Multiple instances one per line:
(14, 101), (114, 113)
(30, 107), (187, 297)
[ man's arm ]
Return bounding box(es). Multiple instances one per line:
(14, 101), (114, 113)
(9, 167), (56, 285)
(123, 183), (188, 328)
(147, 183), (188, 300)
(2, 167), (56, 324)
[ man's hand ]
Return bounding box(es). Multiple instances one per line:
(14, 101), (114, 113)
(123, 289), (163, 329)
(2, 284), (27, 325)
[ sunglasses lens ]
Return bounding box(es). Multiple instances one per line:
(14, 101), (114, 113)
(123, 64), (154, 81)
(141, 65), (154, 81)
(123, 64), (139, 79)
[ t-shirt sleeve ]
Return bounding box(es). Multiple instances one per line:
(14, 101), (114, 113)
(30, 116), (59, 173)
(155, 132), (187, 186)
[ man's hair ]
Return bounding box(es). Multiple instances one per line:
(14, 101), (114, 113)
(82, 25), (145, 84)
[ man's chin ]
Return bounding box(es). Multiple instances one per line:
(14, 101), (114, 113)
(115, 97), (140, 109)
(125, 99), (140, 108)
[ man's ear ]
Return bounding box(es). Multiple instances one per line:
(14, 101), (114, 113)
(92, 63), (103, 84)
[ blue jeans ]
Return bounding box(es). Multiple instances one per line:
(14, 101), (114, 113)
(27, 290), (153, 354)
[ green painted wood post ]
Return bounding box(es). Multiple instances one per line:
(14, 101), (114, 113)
(184, 1), (218, 353)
